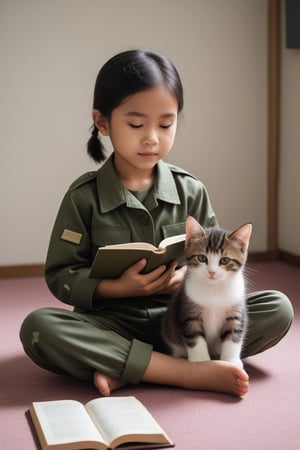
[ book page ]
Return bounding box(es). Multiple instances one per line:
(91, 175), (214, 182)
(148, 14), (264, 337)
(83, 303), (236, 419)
(31, 400), (107, 446)
(159, 233), (186, 248)
(86, 396), (169, 447)
(103, 242), (157, 251)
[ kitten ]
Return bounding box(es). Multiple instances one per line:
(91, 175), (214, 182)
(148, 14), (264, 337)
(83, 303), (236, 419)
(162, 216), (252, 369)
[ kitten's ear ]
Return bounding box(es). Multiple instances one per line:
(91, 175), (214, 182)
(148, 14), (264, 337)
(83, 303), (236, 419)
(186, 216), (206, 239)
(229, 223), (252, 251)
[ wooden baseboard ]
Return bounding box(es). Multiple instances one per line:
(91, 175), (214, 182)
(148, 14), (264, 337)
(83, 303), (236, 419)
(0, 250), (299, 279)
(248, 251), (278, 262)
(278, 250), (300, 266)
(0, 264), (45, 279)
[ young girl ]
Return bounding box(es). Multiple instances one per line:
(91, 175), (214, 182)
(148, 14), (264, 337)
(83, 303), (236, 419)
(20, 49), (293, 397)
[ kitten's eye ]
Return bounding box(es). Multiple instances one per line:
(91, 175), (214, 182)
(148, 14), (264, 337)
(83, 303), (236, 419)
(220, 257), (230, 266)
(197, 255), (207, 263)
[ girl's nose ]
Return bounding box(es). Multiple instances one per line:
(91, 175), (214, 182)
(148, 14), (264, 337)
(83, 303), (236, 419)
(143, 129), (158, 145)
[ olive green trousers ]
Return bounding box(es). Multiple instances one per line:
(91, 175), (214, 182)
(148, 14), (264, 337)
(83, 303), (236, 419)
(20, 290), (293, 384)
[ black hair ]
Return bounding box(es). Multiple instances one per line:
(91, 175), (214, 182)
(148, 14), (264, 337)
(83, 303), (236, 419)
(87, 49), (184, 163)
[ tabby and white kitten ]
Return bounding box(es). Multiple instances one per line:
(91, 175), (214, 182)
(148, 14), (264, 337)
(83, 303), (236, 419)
(162, 216), (252, 369)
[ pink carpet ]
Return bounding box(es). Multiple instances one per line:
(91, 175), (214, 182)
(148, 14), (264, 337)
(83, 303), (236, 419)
(1, 261), (299, 450)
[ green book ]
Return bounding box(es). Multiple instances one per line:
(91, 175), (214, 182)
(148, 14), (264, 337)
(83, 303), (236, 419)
(89, 234), (186, 279)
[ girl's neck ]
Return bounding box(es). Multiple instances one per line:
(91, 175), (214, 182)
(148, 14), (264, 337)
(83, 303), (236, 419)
(113, 155), (157, 191)
(122, 177), (155, 191)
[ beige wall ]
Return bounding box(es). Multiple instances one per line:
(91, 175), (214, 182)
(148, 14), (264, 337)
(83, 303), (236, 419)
(279, 0), (300, 256)
(1, 0), (270, 265)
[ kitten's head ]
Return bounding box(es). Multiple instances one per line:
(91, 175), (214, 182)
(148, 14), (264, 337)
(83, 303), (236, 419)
(185, 216), (252, 283)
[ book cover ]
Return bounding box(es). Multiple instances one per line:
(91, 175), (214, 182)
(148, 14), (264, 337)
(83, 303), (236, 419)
(89, 234), (186, 279)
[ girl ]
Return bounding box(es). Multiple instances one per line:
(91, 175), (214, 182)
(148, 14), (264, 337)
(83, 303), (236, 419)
(20, 49), (293, 397)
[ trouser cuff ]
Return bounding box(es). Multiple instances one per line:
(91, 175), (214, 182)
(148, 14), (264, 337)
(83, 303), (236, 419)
(120, 338), (153, 384)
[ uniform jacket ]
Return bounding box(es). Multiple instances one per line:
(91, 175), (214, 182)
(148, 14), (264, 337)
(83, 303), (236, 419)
(45, 154), (217, 311)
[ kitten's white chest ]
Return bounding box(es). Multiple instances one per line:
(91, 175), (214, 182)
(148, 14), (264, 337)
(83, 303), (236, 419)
(186, 271), (245, 347)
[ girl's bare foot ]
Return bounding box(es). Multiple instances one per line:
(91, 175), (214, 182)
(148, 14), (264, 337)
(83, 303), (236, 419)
(94, 356), (249, 398)
(142, 353), (249, 397)
(94, 371), (126, 396)
(181, 360), (249, 397)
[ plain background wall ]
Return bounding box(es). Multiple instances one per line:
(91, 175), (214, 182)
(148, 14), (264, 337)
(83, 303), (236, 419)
(1, 0), (294, 267)
(279, 0), (300, 256)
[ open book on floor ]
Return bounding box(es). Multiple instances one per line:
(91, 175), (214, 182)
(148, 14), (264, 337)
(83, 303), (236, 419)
(29, 396), (174, 450)
(89, 233), (186, 279)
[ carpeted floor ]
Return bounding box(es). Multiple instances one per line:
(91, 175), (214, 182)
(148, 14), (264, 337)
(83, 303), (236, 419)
(1, 261), (299, 450)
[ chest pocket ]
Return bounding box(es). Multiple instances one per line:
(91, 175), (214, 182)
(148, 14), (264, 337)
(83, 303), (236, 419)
(92, 227), (131, 249)
(161, 221), (186, 239)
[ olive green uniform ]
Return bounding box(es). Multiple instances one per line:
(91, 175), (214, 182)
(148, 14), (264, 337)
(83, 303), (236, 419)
(20, 155), (293, 383)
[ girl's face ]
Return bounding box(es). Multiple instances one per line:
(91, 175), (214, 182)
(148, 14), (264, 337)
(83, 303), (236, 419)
(96, 86), (178, 179)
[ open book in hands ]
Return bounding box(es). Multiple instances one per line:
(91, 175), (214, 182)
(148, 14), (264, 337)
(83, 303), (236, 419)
(29, 396), (174, 450)
(89, 234), (186, 279)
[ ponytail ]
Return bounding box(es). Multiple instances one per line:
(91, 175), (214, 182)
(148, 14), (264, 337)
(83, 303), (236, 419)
(87, 125), (106, 163)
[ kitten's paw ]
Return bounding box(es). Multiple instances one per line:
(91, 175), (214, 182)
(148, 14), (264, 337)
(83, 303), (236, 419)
(188, 355), (211, 363)
(225, 358), (243, 369)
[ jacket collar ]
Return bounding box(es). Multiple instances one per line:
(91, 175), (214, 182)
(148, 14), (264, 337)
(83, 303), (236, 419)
(97, 154), (180, 213)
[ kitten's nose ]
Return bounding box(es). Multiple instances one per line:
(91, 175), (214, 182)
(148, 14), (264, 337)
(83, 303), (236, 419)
(208, 271), (216, 278)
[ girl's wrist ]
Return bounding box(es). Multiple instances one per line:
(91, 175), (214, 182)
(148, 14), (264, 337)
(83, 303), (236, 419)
(95, 279), (124, 299)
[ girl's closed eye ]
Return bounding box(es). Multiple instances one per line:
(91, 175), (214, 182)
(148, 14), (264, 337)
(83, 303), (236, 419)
(128, 123), (173, 129)
(129, 123), (143, 128)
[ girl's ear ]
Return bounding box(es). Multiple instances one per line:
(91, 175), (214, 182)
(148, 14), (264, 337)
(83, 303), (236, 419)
(92, 109), (110, 136)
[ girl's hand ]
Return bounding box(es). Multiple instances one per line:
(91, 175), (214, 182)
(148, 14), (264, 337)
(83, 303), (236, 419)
(120, 259), (186, 296)
(95, 259), (186, 299)
(156, 264), (187, 295)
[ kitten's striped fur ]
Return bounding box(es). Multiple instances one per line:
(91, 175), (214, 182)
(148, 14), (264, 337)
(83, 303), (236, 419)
(162, 216), (252, 368)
